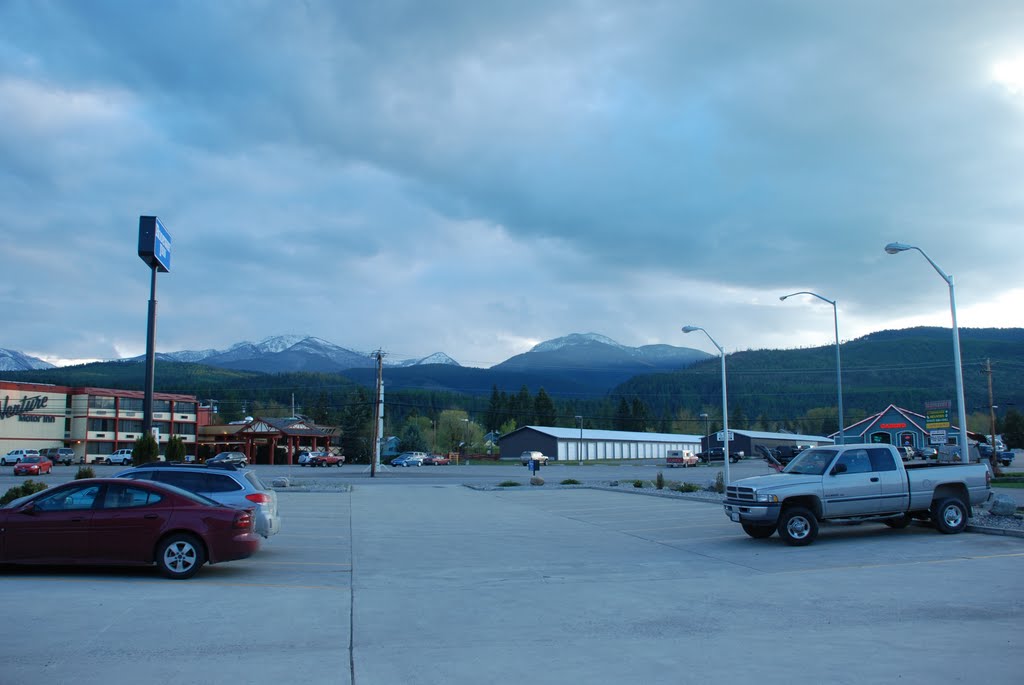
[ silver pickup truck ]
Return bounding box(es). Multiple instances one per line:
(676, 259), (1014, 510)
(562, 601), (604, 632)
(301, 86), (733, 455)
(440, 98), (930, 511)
(723, 443), (991, 546)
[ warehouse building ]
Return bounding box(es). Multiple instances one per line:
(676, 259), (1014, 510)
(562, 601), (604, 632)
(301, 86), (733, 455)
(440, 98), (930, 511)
(498, 426), (702, 461)
(703, 429), (834, 456)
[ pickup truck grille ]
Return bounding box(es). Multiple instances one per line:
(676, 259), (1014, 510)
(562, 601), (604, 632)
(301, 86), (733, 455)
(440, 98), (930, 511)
(726, 485), (756, 501)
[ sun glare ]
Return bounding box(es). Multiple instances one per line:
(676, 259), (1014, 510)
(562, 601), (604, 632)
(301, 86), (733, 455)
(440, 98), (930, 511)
(991, 55), (1024, 96)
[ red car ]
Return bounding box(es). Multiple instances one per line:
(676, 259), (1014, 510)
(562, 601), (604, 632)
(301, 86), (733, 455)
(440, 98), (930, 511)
(13, 456), (53, 476)
(0, 478), (260, 579)
(424, 455), (450, 465)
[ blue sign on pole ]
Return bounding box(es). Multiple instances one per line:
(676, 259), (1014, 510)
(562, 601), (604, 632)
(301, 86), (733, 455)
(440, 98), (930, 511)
(138, 216), (172, 272)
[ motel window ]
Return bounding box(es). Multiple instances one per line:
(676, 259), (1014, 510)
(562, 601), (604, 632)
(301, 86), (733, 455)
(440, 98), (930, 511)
(89, 396), (115, 410)
(120, 398), (144, 412)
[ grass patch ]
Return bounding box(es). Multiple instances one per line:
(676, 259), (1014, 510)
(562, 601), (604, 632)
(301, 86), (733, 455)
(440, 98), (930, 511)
(497, 480), (522, 487)
(560, 478), (581, 485)
(992, 481), (1024, 489)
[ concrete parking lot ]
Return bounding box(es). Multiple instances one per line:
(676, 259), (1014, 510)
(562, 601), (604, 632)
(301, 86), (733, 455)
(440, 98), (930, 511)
(1, 470), (1022, 684)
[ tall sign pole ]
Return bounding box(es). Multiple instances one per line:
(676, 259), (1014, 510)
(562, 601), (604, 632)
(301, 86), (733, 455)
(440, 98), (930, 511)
(138, 216), (172, 438)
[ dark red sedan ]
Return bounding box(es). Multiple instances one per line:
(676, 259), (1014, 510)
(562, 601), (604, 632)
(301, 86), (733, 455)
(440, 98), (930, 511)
(0, 478), (260, 579)
(13, 456), (53, 476)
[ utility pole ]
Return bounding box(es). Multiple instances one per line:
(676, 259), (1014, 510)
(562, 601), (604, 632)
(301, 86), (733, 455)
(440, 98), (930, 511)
(983, 359), (1001, 474)
(370, 350), (384, 477)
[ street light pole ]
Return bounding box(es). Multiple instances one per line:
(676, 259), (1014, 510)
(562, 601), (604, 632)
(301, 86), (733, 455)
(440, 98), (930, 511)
(699, 412), (709, 454)
(885, 242), (971, 461)
(575, 415), (583, 463)
(780, 291), (845, 444)
(682, 326), (730, 485)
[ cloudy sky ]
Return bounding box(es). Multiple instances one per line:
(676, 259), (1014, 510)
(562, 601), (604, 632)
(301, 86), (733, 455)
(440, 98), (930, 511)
(2, 1), (1023, 368)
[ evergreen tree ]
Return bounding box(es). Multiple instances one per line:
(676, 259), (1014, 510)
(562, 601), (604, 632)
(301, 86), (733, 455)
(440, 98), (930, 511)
(399, 422), (429, 453)
(630, 397), (650, 432)
(514, 385), (533, 425)
(614, 397), (632, 431)
(1003, 408), (1024, 449)
(534, 388), (556, 426)
(484, 385), (505, 431)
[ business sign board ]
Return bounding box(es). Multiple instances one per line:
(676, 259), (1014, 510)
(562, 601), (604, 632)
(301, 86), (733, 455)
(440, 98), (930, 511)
(138, 216), (172, 272)
(929, 429), (947, 445)
(925, 400), (950, 430)
(716, 430), (735, 442)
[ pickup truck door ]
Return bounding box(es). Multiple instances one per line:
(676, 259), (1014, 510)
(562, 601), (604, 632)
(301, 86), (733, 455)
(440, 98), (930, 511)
(823, 448), (885, 516)
(867, 447), (909, 513)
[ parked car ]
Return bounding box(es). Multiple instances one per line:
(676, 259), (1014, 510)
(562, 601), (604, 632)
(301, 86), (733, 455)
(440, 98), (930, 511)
(206, 452), (248, 467)
(519, 450), (549, 465)
(914, 446), (938, 460)
(14, 455), (53, 476)
(392, 452), (427, 467)
(424, 454), (450, 465)
(699, 447), (742, 464)
(1, 449), (39, 465)
(898, 446), (915, 462)
(308, 451), (344, 467)
(39, 448), (76, 465)
(0, 478), (260, 579)
(666, 450), (699, 468)
(106, 448), (134, 466)
(114, 462), (280, 538)
(297, 450), (322, 466)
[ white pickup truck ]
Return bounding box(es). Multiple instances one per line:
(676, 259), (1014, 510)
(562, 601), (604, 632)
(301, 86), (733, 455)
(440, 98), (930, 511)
(723, 443), (991, 546)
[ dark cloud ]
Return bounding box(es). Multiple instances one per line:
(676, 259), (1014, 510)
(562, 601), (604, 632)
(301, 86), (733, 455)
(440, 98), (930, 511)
(1, 1), (1022, 365)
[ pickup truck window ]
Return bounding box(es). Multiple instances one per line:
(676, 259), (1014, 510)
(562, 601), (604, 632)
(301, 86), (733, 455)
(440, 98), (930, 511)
(836, 449), (872, 474)
(784, 449), (838, 475)
(868, 448), (897, 472)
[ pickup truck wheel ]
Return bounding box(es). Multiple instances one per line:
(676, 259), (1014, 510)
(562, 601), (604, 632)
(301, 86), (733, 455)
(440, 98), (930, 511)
(932, 497), (968, 534)
(884, 513), (912, 529)
(778, 506), (818, 546)
(741, 522), (775, 539)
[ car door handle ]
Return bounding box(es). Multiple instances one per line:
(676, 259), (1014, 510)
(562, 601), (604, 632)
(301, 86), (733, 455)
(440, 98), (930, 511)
(870, 477), (879, 482)
(144, 514), (158, 519)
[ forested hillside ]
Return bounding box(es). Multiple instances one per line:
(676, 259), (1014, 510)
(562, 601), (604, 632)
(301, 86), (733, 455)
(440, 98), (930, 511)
(7, 327), (1023, 453)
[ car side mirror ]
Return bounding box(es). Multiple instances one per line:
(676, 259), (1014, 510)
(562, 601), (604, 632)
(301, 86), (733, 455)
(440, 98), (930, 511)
(19, 502), (38, 515)
(830, 463), (847, 476)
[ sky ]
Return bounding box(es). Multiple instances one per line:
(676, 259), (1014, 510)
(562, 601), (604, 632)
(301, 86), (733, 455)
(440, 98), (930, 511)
(2, 1), (1023, 369)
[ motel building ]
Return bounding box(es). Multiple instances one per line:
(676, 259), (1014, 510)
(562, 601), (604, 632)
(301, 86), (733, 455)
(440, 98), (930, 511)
(0, 380), (199, 463)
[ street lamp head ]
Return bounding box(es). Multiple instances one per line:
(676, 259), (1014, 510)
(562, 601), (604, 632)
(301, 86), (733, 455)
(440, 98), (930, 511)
(885, 242), (913, 254)
(681, 325), (700, 333)
(779, 295), (788, 301)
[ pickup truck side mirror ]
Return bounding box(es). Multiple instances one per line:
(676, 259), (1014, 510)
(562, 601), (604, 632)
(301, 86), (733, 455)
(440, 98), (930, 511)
(830, 463), (847, 476)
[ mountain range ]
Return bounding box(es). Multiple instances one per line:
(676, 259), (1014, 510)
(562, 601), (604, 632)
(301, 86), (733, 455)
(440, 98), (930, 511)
(0, 333), (709, 379)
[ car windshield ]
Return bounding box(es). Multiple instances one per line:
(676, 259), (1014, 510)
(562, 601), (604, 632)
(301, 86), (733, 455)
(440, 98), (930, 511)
(783, 449), (838, 475)
(23, 456), (43, 463)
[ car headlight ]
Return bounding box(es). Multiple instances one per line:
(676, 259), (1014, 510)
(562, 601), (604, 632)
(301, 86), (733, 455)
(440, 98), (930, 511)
(756, 493), (779, 503)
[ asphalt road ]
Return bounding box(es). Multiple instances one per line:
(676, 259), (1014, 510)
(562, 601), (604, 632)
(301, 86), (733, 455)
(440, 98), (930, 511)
(1, 466), (1022, 684)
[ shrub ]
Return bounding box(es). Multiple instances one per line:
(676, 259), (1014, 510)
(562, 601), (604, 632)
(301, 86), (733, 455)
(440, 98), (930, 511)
(132, 433), (160, 465)
(655, 471), (665, 490)
(714, 472), (725, 494)
(75, 466), (95, 480)
(1, 479), (49, 506)
(498, 480), (522, 487)
(561, 478), (581, 485)
(165, 435), (186, 463)
(633, 479), (645, 488)
(676, 482), (702, 493)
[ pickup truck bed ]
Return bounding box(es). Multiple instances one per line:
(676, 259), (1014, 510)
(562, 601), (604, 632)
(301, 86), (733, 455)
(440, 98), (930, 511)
(724, 443), (990, 546)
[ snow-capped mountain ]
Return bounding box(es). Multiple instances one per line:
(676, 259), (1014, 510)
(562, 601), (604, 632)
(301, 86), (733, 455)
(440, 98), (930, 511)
(139, 336), (460, 373)
(391, 352), (460, 367)
(0, 348), (55, 371)
(493, 332), (711, 372)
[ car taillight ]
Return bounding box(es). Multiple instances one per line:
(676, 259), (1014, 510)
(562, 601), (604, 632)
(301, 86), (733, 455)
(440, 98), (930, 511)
(245, 493), (270, 505)
(233, 510), (253, 529)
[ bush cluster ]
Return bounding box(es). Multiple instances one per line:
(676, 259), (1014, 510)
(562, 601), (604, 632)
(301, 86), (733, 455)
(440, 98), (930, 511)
(560, 479), (581, 485)
(632, 479), (645, 488)
(655, 471), (665, 490)
(498, 480), (522, 487)
(75, 466), (95, 480)
(1, 479), (49, 506)
(676, 482), (702, 493)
